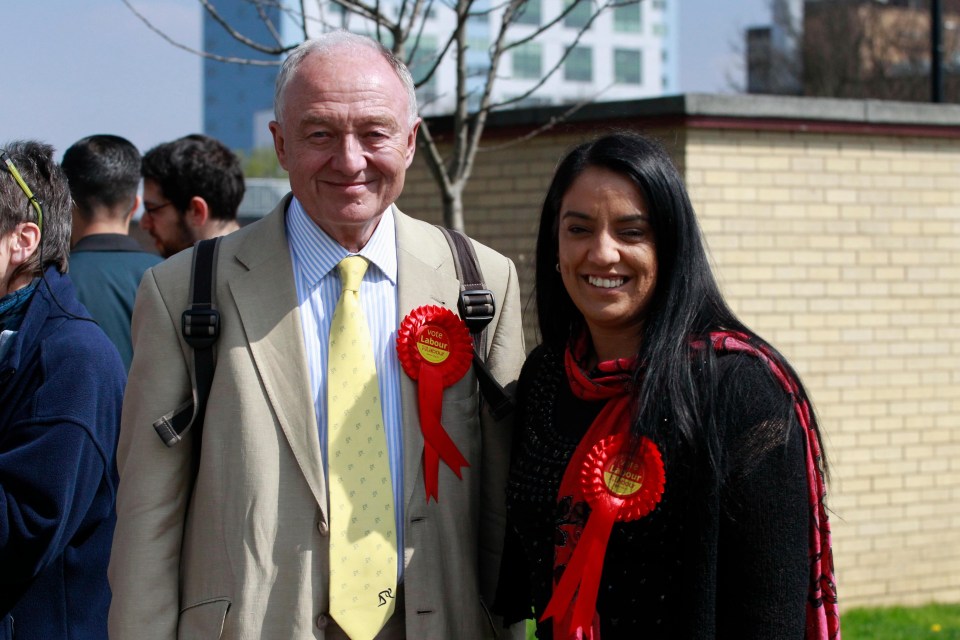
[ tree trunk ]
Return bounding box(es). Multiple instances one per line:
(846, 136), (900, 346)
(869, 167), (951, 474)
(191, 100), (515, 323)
(443, 188), (465, 232)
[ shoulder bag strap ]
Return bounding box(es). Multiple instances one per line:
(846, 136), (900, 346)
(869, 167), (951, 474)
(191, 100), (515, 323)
(152, 237), (221, 447)
(436, 226), (514, 420)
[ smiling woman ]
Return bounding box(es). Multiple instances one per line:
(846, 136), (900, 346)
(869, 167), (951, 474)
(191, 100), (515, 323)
(556, 165), (658, 364)
(496, 132), (840, 639)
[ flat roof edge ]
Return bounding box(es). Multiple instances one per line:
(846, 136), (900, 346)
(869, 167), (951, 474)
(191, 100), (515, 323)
(681, 93), (960, 127)
(427, 93), (960, 131)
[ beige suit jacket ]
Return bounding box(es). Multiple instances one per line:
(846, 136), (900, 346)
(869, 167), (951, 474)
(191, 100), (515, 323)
(108, 199), (525, 639)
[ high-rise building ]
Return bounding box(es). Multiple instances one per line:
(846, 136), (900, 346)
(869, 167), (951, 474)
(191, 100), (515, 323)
(204, 0), (679, 154)
(203, 1), (281, 153)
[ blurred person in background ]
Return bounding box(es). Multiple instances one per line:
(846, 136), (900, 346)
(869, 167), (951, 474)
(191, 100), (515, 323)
(0, 140), (125, 639)
(139, 133), (244, 258)
(62, 134), (162, 370)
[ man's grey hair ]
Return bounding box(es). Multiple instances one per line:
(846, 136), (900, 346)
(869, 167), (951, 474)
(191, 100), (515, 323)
(274, 31), (419, 128)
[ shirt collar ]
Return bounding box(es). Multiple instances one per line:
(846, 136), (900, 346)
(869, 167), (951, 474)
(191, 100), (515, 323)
(286, 197), (398, 289)
(71, 233), (148, 253)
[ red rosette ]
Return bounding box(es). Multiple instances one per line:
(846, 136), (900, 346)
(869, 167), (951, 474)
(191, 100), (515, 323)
(581, 433), (665, 522)
(543, 433), (665, 633)
(396, 305), (474, 502)
(397, 305), (473, 384)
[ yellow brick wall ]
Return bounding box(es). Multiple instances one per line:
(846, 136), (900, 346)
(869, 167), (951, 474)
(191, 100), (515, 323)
(398, 132), (582, 347)
(398, 128), (681, 347)
(685, 128), (960, 609)
(397, 120), (960, 610)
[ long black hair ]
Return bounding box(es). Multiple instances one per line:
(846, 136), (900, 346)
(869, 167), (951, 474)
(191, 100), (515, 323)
(535, 131), (826, 472)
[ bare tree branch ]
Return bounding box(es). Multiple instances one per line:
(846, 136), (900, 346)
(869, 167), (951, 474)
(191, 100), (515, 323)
(296, 0), (309, 38)
(124, 0), (650, 229)
(242, 0), (286, 46)
(494, 0), (618, 110)
(480, 85), (613, 152)
(121, 0), (285, 64)
(199, 0), (291, 54)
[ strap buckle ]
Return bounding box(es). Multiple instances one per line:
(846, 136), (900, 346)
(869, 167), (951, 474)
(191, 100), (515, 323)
(181, 308), (220, 350)
(458, 289), (495, 333)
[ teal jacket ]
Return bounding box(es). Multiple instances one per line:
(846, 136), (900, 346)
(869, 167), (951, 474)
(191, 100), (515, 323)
(70, 233), (162, 371)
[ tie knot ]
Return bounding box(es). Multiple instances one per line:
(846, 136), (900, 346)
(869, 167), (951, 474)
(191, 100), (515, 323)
(338, 255), (369, 293)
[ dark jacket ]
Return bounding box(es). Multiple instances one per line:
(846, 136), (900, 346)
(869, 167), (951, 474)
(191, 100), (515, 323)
(499, 343), (809, 639)
(0, 268), (125, 640)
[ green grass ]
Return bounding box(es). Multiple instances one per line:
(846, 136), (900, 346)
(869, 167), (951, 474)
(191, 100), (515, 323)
(518, 603), (960, 639)
(842, 603), (960, 639)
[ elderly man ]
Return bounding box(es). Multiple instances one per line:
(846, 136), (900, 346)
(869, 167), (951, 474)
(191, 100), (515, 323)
(108, 31), (525, 640)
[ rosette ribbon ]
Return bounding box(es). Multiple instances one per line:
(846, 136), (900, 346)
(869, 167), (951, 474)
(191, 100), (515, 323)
(397, 305), (474, 502)
(541, 433), (665, 635)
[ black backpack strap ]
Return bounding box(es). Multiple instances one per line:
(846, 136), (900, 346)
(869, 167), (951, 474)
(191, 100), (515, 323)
(436, 227), (495, 353)
(436, 226), (515, 420)
(152, 238), (221, 447)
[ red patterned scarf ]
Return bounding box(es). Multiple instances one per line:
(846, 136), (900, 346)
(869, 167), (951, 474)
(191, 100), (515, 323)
(541, 333), (653, 639)
(543, 331), (840, 639)
(701, 331), (840, 639)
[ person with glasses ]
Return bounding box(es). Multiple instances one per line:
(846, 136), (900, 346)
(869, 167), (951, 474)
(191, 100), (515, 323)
(0, 140), (126, 640)
(62, 134), (163, 371)
(140, 133), (244, 258)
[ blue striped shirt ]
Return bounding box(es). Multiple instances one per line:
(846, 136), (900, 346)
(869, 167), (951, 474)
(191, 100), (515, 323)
(286, 198), (404, 577)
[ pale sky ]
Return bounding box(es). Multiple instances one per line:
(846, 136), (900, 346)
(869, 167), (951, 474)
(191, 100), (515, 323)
(0, 0), (771, 157)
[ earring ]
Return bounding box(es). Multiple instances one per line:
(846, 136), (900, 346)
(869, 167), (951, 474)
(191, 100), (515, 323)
(555, 263), (560, 273)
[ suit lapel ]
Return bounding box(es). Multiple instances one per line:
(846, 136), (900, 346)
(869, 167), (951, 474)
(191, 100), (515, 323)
(230, 199), (328, 517)
(224, 206), (460, 518)
(395, 212), (462, 512)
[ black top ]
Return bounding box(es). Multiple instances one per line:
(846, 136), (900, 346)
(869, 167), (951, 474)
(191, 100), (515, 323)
(498, 343), (809, 639)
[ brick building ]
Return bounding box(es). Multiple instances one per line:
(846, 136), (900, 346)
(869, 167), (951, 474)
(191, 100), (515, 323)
(397, 93), (960, 609)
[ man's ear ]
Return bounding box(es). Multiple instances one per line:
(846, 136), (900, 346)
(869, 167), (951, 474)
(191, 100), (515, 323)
(9, 222), (41, 265)
(269, 120), (289, 171)
(123, 194), (142, 226)
(404, 118), (421, 168)
(70, 206), (85, 247)
(185, 196), (211, 229)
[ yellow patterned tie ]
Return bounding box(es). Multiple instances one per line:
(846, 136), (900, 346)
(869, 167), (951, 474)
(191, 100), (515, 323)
(327, 256), (398, 640)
